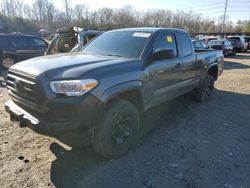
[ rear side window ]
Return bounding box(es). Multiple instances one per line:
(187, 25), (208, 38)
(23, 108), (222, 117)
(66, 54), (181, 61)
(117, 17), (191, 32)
(10, 37), (28, 47)
(28, 37), (47, 47)
(153, 33), (177, 57)
(179, 33), (192, 56)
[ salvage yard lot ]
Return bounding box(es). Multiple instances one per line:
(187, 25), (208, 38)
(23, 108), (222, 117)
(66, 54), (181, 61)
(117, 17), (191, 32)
(0, 53), (250, 188)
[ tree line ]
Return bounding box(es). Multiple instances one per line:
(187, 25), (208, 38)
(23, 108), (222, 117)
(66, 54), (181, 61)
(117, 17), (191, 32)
(0, 0), (249, 35)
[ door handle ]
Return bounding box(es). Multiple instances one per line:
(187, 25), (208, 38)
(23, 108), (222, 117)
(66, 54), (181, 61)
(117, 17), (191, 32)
(175, 63), (183, 68)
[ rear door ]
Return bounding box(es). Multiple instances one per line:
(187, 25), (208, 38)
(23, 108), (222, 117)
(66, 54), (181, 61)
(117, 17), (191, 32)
(0, 35), (9, 50)
(9, 36), (31, 61)
(27, 37), (48, 57)
(176, 33), (198, 93)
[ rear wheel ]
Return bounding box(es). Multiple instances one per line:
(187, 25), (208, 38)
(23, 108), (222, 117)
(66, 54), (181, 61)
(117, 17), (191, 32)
(195, 75), (215, 102)
(1, 55), (16, 70)
(92, 100), (140, 159)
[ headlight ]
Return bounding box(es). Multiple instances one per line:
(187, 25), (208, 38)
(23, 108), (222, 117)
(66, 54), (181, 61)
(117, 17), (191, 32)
(50, 79), (98, 96)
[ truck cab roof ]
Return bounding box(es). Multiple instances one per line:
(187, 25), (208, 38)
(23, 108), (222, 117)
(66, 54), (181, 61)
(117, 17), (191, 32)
(110, 27), (189, 34)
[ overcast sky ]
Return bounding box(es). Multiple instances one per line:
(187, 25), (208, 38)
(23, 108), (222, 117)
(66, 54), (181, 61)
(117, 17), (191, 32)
(24, 0), (250, 23)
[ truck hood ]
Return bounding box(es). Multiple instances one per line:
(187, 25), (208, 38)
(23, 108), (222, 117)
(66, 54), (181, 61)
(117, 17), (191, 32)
(10, 53), (140, 80)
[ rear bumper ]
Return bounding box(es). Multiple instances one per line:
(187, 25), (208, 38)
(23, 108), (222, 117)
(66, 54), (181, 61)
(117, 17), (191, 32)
(4, 94), (105, 136)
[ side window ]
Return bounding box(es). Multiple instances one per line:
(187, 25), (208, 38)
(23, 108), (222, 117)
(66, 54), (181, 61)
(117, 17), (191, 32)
(179, 33), (192, 56)
(11, 37), (28, 47)
(194, 41), (202, 48)
(153, 33), (177, 57)
(84, 34), (98, 45)
(28, 38), (47, 47)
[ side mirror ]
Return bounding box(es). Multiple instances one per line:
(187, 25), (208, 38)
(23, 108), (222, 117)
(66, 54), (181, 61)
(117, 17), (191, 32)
(153, 49), (175, 60)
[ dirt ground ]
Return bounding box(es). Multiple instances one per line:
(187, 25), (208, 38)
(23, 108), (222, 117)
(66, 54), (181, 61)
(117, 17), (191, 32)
(0, 53), (250, 188)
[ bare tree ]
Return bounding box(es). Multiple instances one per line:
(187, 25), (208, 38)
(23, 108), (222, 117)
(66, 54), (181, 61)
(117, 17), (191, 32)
(63, 0), (71, 21)
(0, 0), (248, 34)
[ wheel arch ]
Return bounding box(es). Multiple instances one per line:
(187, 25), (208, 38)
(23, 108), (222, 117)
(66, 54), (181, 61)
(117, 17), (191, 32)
(100, 81), (145, 113)
(208, 63), (219, 81)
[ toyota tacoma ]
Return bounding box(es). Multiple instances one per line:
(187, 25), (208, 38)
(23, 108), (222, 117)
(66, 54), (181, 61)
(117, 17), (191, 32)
(4, 28), (224, 158)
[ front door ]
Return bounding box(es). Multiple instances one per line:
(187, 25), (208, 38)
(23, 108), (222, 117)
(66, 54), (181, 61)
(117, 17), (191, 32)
(144, 32), (183, 108)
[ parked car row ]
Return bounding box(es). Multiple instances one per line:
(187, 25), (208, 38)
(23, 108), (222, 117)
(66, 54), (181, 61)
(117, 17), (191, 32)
(192, 39), (235, 56)
(1, 30), (249, 72)
(0, 28), (102, 71)
(194, 35), (249, 56)
(196, 34), (249, 53)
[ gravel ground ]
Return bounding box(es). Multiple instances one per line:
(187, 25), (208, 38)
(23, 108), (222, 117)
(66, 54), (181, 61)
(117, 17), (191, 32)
(0, 53), (250, 188)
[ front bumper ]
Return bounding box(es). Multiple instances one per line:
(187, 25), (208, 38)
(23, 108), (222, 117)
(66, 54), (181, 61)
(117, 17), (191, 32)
(4, 94), (105, 136)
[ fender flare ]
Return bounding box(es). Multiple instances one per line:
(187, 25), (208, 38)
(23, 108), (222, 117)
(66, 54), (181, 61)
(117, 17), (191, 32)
(207, 62), (218, 71)
(99, 80), (144, 103)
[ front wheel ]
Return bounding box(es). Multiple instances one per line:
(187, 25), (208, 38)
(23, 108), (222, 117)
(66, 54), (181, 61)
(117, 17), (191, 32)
(195, 75), (215, 102)
(92, 100), (140, 159)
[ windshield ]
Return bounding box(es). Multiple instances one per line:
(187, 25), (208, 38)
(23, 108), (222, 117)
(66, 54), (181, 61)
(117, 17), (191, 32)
(82, 31), (151, 58)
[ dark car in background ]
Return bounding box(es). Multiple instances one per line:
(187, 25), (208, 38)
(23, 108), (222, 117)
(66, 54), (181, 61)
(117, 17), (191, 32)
(244, 36), (250, 50)
(45, 27), (103, 55)
(0, 34), (48, 70)
(227, 36), (247, 52)
(207, 39), (235, 56)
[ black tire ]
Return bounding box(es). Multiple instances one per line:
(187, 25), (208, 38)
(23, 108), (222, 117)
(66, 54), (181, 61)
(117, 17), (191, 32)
(1, 55), (16, 70)
(92, 100), (140, 159)
(195, 75), (215, 102)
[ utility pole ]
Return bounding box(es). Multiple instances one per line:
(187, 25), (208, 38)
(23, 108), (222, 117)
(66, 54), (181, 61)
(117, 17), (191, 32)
(221, 0), (228, 33)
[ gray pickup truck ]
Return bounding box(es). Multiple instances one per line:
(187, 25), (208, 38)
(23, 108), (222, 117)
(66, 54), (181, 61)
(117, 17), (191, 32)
(4, 28), (224, 158)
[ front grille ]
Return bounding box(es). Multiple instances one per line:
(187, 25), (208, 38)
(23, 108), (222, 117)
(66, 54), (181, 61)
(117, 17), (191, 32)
(6, 71), (45, 110)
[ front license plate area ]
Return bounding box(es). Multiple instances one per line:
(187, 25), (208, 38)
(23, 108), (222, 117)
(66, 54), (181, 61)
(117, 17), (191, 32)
(9, 110), (25, 127)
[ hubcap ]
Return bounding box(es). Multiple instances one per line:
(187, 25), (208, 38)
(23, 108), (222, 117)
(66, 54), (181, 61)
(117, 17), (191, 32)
(112, 117), (133, 145)
(2, 58), (15, 68)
